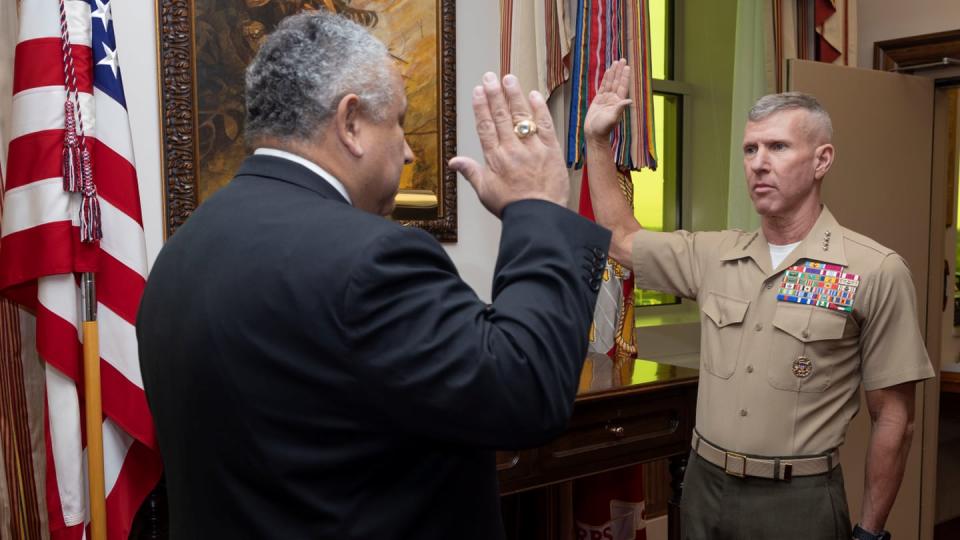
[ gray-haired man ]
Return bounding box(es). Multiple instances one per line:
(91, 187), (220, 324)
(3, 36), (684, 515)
(138, 10), (610, 539)
(584, 60), (934, 540)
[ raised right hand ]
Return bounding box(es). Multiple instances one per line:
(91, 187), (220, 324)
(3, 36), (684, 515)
(584, 59), (632, 143)
(448, 73), (569, 218)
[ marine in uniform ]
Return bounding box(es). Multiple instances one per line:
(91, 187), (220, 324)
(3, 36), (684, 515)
(584, 60), (934, 540)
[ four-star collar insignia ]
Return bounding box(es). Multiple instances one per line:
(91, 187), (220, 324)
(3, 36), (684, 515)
(777, 260), (860, 313)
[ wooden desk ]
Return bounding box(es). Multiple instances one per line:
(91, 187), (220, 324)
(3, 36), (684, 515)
(942, 371), (960, 393)
(498, 360), (698, 539)
(942, 372), (960, 424)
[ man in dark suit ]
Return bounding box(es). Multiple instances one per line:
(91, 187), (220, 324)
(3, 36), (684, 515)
(136, 10), (610, 539)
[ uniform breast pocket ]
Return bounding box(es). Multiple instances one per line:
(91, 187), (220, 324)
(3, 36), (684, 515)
(700, 291), (750, 379)
(769, 302), (849, 392)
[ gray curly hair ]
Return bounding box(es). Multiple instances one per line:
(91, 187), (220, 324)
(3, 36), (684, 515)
(748, 92), (833, 142)
(244, 10), (395, 145)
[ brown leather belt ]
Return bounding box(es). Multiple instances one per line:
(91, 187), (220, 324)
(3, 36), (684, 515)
(692, 431), (839, 481)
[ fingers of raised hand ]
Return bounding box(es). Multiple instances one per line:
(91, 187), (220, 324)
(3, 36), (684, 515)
(502, 74), (535, 127)
(529, 90), (558, 147)
(448, 156), (483, 186)
(615, 61), (631, 98)
(481, 72), (519, 142)
(471, 85), (498, 154)
(599, 63), (618, 93)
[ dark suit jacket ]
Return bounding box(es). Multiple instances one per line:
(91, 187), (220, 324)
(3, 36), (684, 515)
(137, 155), (610, 539)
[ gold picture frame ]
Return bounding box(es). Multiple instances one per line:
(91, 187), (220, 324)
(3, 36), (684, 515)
(157, 0), (457, 241)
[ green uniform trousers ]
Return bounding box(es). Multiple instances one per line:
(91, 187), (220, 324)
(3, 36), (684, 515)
(680, 450), (852, 539)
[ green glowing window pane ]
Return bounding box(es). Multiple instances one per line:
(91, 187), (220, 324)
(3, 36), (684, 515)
(633, 95), (667, 231)
(649, 0), (672, 80)
(632, 92), (680, 308)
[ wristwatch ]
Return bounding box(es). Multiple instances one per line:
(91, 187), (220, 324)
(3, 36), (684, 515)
(852, 524), (891, 540)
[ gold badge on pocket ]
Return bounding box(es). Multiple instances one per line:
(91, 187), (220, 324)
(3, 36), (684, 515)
(792, 356), (813, 378)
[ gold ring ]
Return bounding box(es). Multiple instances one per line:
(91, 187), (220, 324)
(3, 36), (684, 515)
(513, 119), (537, 138)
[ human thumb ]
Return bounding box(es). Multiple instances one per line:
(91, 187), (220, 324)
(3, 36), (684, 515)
(448, 156), (484, 193)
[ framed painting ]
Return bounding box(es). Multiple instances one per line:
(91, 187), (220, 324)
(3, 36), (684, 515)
(158, 0), (457, 241)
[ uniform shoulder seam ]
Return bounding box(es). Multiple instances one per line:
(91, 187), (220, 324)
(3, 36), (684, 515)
(842, 229), (894, 257)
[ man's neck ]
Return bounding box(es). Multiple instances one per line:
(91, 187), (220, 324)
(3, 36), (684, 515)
(761, 203), (822, 245)
(254, 134), (339, 174)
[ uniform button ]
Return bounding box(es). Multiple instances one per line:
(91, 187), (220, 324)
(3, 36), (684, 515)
(754, 323), (763, 332)
(739, 409), (748, 417)
(765, 282), (773, 290)
(746, 365), (754, 373)
(801, 330), (810, 339)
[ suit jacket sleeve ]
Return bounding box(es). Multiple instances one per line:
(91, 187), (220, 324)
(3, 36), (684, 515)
(342, 200), (610, 449)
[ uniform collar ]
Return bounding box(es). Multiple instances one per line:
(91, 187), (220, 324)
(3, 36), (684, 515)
(720, 206), (847, 276)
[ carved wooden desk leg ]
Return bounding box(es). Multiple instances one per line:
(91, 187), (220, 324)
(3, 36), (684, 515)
(667, 454), (687, 540)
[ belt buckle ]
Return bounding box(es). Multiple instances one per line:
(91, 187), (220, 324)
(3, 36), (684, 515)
(723, 452), (747, 477)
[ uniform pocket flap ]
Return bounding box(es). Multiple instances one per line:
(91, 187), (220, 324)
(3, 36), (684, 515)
(772, 302), (847, 342)
(702, 292), (749, 328)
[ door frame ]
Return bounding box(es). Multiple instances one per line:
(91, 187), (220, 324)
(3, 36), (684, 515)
(875, 29), (960, 540)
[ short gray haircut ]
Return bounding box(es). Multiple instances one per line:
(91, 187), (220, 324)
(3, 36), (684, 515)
(748, 92), (833, 142)
(245, 10), (394, 144)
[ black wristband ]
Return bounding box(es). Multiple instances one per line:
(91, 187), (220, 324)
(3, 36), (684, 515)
(852, 524), (891, 540)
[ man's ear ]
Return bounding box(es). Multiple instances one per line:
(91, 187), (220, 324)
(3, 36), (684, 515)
(335, 94), (364, 158)
(813, 143), (834, 180)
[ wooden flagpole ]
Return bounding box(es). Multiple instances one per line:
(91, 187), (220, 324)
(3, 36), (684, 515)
(80, 272), (106, 540)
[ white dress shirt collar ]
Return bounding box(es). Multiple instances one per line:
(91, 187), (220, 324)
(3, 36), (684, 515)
(253, 148), (352, 205)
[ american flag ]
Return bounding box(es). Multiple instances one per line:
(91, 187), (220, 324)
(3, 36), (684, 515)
(0, 0), (161, 538)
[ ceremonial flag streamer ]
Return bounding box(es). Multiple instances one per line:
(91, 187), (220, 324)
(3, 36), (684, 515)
(569, 2), (653, 537)
(499, 0), (572, 99)
(0, 0), (162, 537)
(566, 0), (656, 171)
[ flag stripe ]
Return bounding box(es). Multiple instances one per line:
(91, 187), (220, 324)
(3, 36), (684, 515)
(93, 140), (142, 225)
(13, 39), (93, 95)
(100, 418), (133, 495)
(92, 88), (135, 163)
(17, 0), (91, 47)
(96, 304), (142, 388)
(101, 363), (155, 448)
(2, 179), (73, 236)
(5, 130), (68, 191)
(104, 442), (160, 539)
(10, 88), (94, 141)
(96, 255), (145, 324)
(43, 364), (84, 525)
(98, 198), (146, 278)
(0, 222), (75, 292)
(36, 295), (81, 386)
(11, 88), (137, 165)
(6, 134), (143, 225)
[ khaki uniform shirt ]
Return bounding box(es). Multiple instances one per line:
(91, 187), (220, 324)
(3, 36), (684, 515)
(631, 207), (935, 456)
